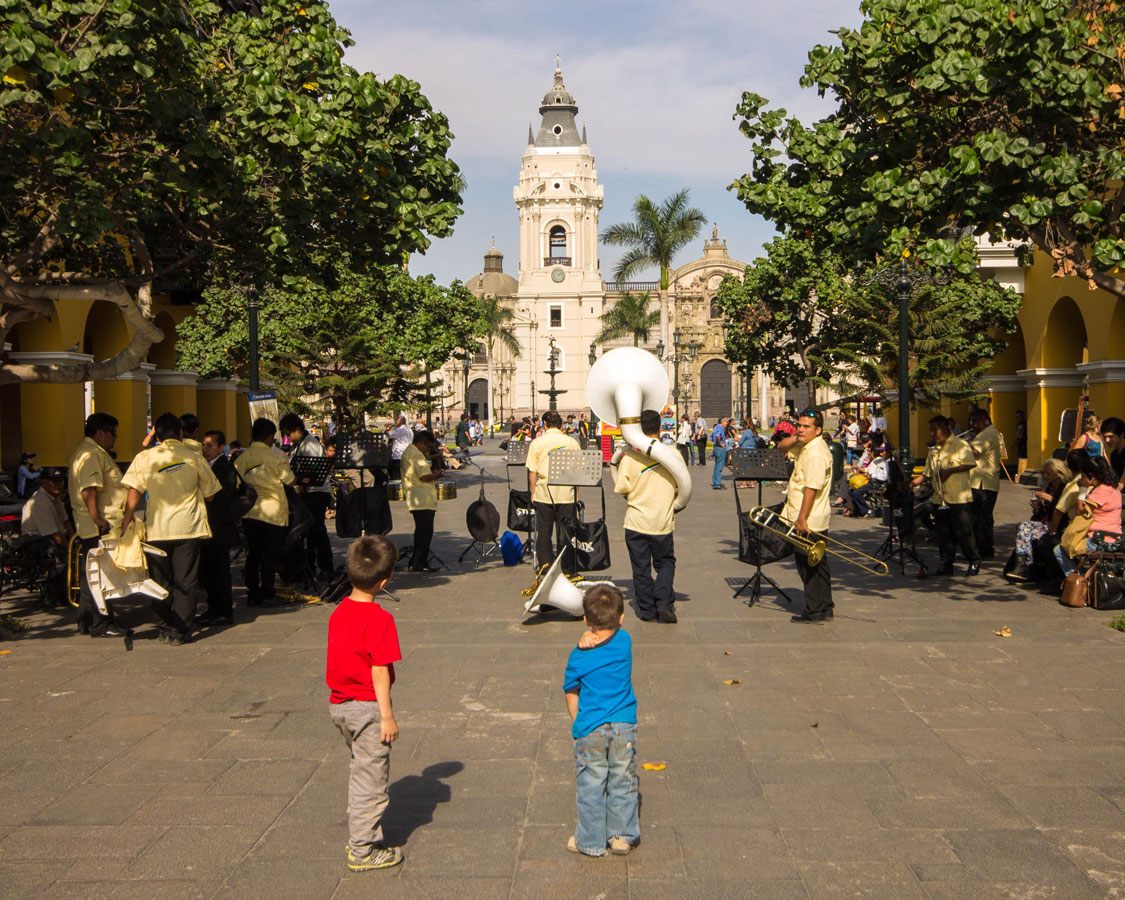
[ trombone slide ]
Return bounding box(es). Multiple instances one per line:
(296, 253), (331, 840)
(747, 506), (888, 576)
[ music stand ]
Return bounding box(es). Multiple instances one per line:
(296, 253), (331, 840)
(332, 431), (401, 602)
(729, 448), (795, 607)
(876, 459), (927, 576)
(282, 456), (337, 590)
(547, 448), (605, 577)
(505, 440), (535, 565)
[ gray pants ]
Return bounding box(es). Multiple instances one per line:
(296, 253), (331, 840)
(330, 700), (391, 852)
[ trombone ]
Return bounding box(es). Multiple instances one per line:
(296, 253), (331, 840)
(747, 506), (889, 576)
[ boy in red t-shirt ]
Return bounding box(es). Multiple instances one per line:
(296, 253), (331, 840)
(326, 535), (404, 871)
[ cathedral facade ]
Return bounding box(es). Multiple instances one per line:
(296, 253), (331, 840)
(446, 63), (803, 428)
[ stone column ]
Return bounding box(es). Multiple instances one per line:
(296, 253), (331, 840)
(149, 369), (198, 422)
(7, 351), (93, 466)
(987, 375), (1027, 470)
(1077, 360), (1125, 425)
(94, 363), (155, 464)
(1018, 368), (1084, 468)
(196, 379), (239, 443)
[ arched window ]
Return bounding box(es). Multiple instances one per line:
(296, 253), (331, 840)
(710, 298), (721, 320)
(549, 225), (567, 259)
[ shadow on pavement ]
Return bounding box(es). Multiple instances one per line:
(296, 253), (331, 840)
(383, 760), (464, 845)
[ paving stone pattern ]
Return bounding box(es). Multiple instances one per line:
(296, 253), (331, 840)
(2, 447), (1124, 898)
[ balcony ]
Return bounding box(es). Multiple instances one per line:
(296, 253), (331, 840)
(606, 281), (660, 292)
(545, 256), (571, 266)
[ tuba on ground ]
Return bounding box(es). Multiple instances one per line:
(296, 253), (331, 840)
(523, 551), (616, 618)
(586, 347), (693, 512)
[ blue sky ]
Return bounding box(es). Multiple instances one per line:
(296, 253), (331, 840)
(332, 0), (865, 285)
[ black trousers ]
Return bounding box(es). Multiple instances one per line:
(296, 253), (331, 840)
(148, 538), (202, 639)
(243, 518), (286, 603)
(971, 488), (998, 557)
(76, 535), (115, 634)
(934, 502), (981, 570)
(696, 437), (708, 465)
(305, 492), (334, 575)
(677, 444), (690, 467)
(410, 509), (435, 569)
(794, 551), (833, 616)
(199, 538), (233, 618)
(534, 501), (576, 568)
(625, 529), (676, 618)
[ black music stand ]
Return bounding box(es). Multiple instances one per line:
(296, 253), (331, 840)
(333, 431), (401, 602)
(730, 448), (795, 607)
(505, 440), (535, 565)
(876, 458), (927, 576)
(286, 456), (336, 589)
(457, 456), (499, 566)
(546, 448), (605, 577)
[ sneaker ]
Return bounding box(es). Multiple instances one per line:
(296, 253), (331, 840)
(347, 844), (403, 871)
(609, 836), (633, 855)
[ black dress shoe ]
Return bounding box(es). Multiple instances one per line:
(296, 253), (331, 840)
(933, 567), (955, 577)
(637, 615), (658, 622)
(966, 562), (981, 576)
(657, 610), (678, 624)
(92, 625), (133, 638)
(791, 609), (833, 623)
(408, 565), (441, 573)
(168, 633), (193, 646)
(197, 614), (233, 627)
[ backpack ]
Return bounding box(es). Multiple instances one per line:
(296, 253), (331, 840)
(500, 531), (523, 566)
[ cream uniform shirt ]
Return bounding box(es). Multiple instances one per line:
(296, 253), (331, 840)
(525, 427), (580, 505)
(612, 449), (678, 535)
(783, 437), (834, 532)
(924, 434), (976, 505)
(122, 439), (222, 541)
(970, 424), (1004, 492)
(68, 437), (128, 539)
(235, 441), (296, 526)
(21, 488), (69, 538)
(401, 443), (437, 511)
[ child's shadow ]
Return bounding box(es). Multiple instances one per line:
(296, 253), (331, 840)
(383, 761), (464, 844)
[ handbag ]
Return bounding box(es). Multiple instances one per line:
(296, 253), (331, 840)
(1060, 558), (1097, 608)
(230, 467), (258, 520)
(567, 518), (611, 571)
(1060, 510), (1092, 559)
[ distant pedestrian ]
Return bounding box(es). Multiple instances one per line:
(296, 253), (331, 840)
(326, 535), (404, 872)
(711, 417), (729, 489)
(693, 411), (707, 467)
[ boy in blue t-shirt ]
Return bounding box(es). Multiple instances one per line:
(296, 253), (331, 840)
(563, 584), (639, 857)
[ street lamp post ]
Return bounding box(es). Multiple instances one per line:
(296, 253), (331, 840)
(859, 256), (952, 465)
(657, 329), (700, 421)
(247, 287), (260, 392)
(462, 354), (470, 414)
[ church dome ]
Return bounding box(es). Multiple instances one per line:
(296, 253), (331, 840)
(540, 67), (576, 111)
(534, 59), (582, 148)
(466, 245), (517, 298)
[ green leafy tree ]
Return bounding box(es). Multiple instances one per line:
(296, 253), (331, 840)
(596, 291), (661, 347)
(0, 0), (462, 384)
(718, 236), (1022, 409)
(601, 189), (707, 289)
(479, 295), (521, 428)
(729, 0), (1125, 296)
(177, 265), (486, 425)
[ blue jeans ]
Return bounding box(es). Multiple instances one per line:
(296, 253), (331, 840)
(845, 447), (858, 465)
(687, 441), (696, 464)
(712, 446), (727, 487)
(1055, 537), (1097, 575)
(574, 723), (639, 855)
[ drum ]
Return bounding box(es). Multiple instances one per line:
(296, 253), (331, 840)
(386, 482), (404, 501)
(848, 473), (869, 491)
(437, 482), (458, 502)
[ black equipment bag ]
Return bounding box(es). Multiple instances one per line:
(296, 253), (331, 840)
(319, 565), (351, 604)
(283, 488), (313, 550)
(738, 503), (792, 565)
(507, 489), (534, 532)
(1093, 573), (1125, 610)
(335, 486), (392, 538)
(568, 518), (611, 571)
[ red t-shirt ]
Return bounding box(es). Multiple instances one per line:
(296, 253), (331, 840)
(326, 598), (402, 704)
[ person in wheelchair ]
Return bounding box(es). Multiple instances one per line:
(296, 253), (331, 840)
(846, 444), (890, 519)
(19, 467), (72, 605)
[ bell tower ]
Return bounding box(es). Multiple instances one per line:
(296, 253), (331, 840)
(512, 59), (605, 413)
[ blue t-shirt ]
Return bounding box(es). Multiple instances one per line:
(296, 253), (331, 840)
(563, 628), (637, 739)
(711, 424), (727, 449)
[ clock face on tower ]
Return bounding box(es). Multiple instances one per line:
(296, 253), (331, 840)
(551, 268), (566, 283)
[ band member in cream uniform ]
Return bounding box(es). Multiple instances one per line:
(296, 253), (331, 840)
(525, 410), (580, 568)
(611, 409), (680, 624)
(786, 410), (836, 622)
(911, 415), (980, 576)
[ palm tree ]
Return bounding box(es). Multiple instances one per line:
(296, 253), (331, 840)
(600, 188), (707, 290)
(596, 292), (661, 347)
(479, 294), (520, 430)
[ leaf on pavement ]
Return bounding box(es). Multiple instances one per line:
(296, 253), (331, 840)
(641, 762), (666, 771)
(723, 679), (742, 685)
(993, 625), (1012, 637)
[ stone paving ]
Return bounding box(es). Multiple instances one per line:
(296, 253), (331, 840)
(2, 446), (1125, 899)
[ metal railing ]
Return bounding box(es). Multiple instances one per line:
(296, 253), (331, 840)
(606, 281), (660, 292)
